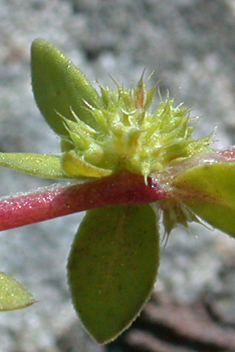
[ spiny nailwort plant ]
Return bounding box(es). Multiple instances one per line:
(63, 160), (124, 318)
(0, 38), (235, 344)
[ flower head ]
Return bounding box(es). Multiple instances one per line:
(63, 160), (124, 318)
(60, 80), (213, 179)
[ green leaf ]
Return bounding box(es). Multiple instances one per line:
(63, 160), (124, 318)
(0, 152), (69, 179)
(67, 204), (160, 344)
(172, 162), (235, 237)
(0, 272), (35, 311)
(31, 38), (103, 136)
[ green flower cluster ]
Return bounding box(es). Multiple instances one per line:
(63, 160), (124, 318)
(0, 39), (212, 183)
(61, 82), (213, 179)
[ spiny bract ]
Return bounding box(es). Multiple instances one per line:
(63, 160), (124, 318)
(61, 78), (213, 179)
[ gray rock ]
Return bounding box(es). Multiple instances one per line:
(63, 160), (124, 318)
(0, 0), (235, 351)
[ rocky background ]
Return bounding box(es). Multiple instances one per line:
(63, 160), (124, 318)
(0, 0), (235, 351)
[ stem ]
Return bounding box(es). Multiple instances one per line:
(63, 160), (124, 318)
(218, 147), (235, 161)
(0, 170), (167, 231)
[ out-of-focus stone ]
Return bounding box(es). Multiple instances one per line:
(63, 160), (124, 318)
(1, 0), (235, 351)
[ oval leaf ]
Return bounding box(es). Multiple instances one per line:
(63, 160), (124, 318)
(31, 38), (103, 135)
(172, 162), (235, 237)
(67, 204), (160, 344)
(0, 272), (35, 311)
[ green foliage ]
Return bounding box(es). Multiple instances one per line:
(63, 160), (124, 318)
(31, 39), (102, 136)
(0, 273), (35, 311)
(0, 38), (235, 343)
(0, 153), (68, 179)
(0, 39), (213, 181)
(68, 204), (159, 344)
(173, 162), (235, 237)
(31, 39), (213, 179)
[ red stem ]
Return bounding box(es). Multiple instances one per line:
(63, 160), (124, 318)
(218, 147), (235, 161)
(0, 170), (167, 231)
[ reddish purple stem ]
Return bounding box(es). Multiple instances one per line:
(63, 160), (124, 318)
(218, 147), (235, 161)
(0, 170), (167, 231)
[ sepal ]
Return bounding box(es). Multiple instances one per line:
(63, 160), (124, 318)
(61, 150), (113, 178)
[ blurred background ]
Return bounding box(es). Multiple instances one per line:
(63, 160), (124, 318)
(0, 0), (235, 351)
